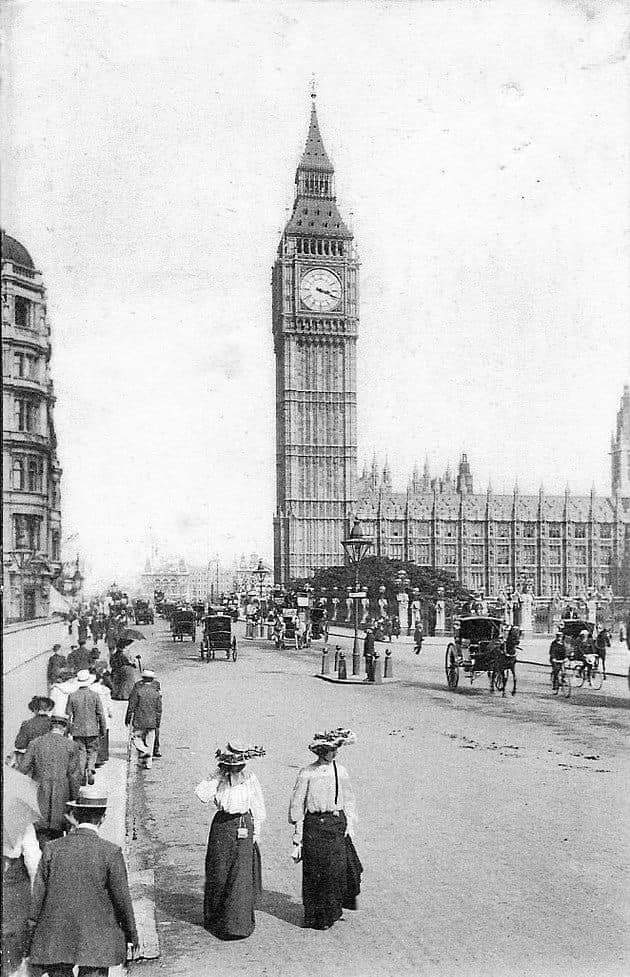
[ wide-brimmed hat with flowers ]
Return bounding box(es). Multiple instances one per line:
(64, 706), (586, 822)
(309, 728), (357, 754)
(215, 740), (266, 767)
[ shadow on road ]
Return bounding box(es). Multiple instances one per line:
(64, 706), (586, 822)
(156, 885), (205, 930)
(256, 888), (304, 927)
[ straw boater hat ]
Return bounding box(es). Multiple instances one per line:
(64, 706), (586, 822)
(215, 740), (266, 767)
(76, 669), (96, 686)
(141, 669), (156, 680)
(309, 728), (357, 754)
(50, 714), (69, 727)
(67, 785), (107, 810)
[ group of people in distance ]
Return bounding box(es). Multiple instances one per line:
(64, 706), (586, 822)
(195, 727), (362, 939)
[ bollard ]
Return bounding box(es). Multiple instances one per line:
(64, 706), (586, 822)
(337, 651), (347, 680)
(334, 646), (340, 670)
(246, 620), (253, 639)
(384, 648), (393, 678)
(373, 652), (383, 684)
(365, 653), (374, 683)
(321, 647), (330, 675)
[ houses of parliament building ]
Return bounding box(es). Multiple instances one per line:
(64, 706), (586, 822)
(273, 97), (630, 597)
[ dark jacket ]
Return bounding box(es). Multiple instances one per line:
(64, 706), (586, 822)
(363, 631), (375, 656)
(14, 715), (52, 753)
(125, 682), (162, 730)
(65, 687), (107, 738)
(47, 653), (67, 686)
(549, 638), (566, 663)
(67, 647), (92, 673)
(21, 732), (82, 830)
(29, 827), (138, 967)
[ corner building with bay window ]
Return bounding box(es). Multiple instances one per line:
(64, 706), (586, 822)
(2, 231), (63, 622)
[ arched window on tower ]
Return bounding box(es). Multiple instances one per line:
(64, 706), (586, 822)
(12, 457), (24, 490)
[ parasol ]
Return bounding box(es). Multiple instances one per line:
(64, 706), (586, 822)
(3, 766), (41, 850)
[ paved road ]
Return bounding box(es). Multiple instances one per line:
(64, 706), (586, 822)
(132, 622), (629, 977)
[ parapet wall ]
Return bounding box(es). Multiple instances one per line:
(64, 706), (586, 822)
(3, 617), (70, 753)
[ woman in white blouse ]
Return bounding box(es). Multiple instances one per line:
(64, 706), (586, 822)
(289, 728), (362, 930)
(195, 741), (266, 939)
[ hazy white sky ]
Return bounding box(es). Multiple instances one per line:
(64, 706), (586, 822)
(2, 0), (629, 587)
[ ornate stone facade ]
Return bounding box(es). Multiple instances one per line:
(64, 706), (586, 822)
(273, 96), (357, 584)
(355, 390), (630, 597)
(2, 231), (63, 622)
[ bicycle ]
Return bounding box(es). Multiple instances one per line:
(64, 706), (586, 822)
(551, 659), (571, 698)
(572, 656), (604, 691)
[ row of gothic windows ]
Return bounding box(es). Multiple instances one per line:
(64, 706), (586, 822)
(296, 238), (344, 257)
(379, 521), (614, 538)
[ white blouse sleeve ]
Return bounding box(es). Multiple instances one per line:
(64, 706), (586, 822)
(21, 823), (42, 882)
(340, 765), (357, 836)
(248, 773), (266, 840)
(195, 775), (219, 805)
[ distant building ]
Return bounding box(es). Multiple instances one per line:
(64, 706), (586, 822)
(356, 388), (630, 597)
(2, 231), (63, 622)
(140, 557), (189, 600)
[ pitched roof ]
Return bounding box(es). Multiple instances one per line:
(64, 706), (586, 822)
(297, 99), (334, 174)
(284, 198), (352, 239)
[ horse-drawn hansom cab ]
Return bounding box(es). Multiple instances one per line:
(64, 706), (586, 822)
(445, 615), (519, 696)
(171, 608), (197, 642)
(200, 613), (237, 662)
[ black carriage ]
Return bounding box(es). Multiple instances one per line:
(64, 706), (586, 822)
(558, 619), (594, 656)
(445, 616), (517, 695)
(200, 614), (237, 662)
(171, 609), (197, 642)
(191, 602), (206, 623)
(133, 599), (154, 625)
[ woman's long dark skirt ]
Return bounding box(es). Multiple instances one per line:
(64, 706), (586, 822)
(204, 811), (261, 939)
(302, 811), (348, 929)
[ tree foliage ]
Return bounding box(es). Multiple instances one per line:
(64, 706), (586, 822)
(290, 556), (474, 608)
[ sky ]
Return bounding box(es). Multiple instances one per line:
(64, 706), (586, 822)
(2, 0), (630, 589)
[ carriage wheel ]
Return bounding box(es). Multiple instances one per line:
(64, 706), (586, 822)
(445, 644), (459, 689)
(232, 643), (238, 662)
(589, 663), (604, 691)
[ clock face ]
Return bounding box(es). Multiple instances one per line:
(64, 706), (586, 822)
(299, 268), (342, 312)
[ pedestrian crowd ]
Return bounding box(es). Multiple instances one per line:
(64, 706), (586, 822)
(2, 604), (155, 977)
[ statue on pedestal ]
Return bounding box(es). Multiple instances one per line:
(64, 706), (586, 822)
(331, 589), (340, 622)
(345, 590), (354, 623)
(397, 591), (409, 634)
(377, 585), (389, 621)
(360, 595), (370, 624)
(520, 586), (535, 634)
(586, 591), (597, 625)
(435, 586), (446, 635)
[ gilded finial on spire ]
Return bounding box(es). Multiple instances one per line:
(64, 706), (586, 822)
(310, 75), (317, 100)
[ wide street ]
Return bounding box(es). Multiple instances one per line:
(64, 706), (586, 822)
(130, 622), (629, 977)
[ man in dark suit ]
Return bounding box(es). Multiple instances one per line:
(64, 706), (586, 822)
(21, 715), (82, 844)
(65, 671), (106, 785)
(125, 669), (162, 769)
(129, 669), (163, 757)
(28, 785), (139, 976)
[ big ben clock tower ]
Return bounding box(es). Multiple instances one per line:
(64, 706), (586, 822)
(273, 94), (358, 584)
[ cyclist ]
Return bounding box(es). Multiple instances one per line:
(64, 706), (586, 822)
(549, 632), (567, 694)
(573, 629), (594, 682)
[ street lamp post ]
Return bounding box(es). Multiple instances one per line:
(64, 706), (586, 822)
(341, 519), (374, 675)
(254, 559), (269, 615)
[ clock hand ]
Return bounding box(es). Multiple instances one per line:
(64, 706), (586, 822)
(315, 287), (338, 299)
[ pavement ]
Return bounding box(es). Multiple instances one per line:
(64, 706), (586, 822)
(119, 620), (629, 977)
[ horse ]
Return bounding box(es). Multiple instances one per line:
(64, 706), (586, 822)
(485, 638), (518, 697)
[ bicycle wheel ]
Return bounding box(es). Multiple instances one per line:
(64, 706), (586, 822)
(589, 664), (603, 690)
(572, 664), (585, 689)
(560, 671), (572, 698)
